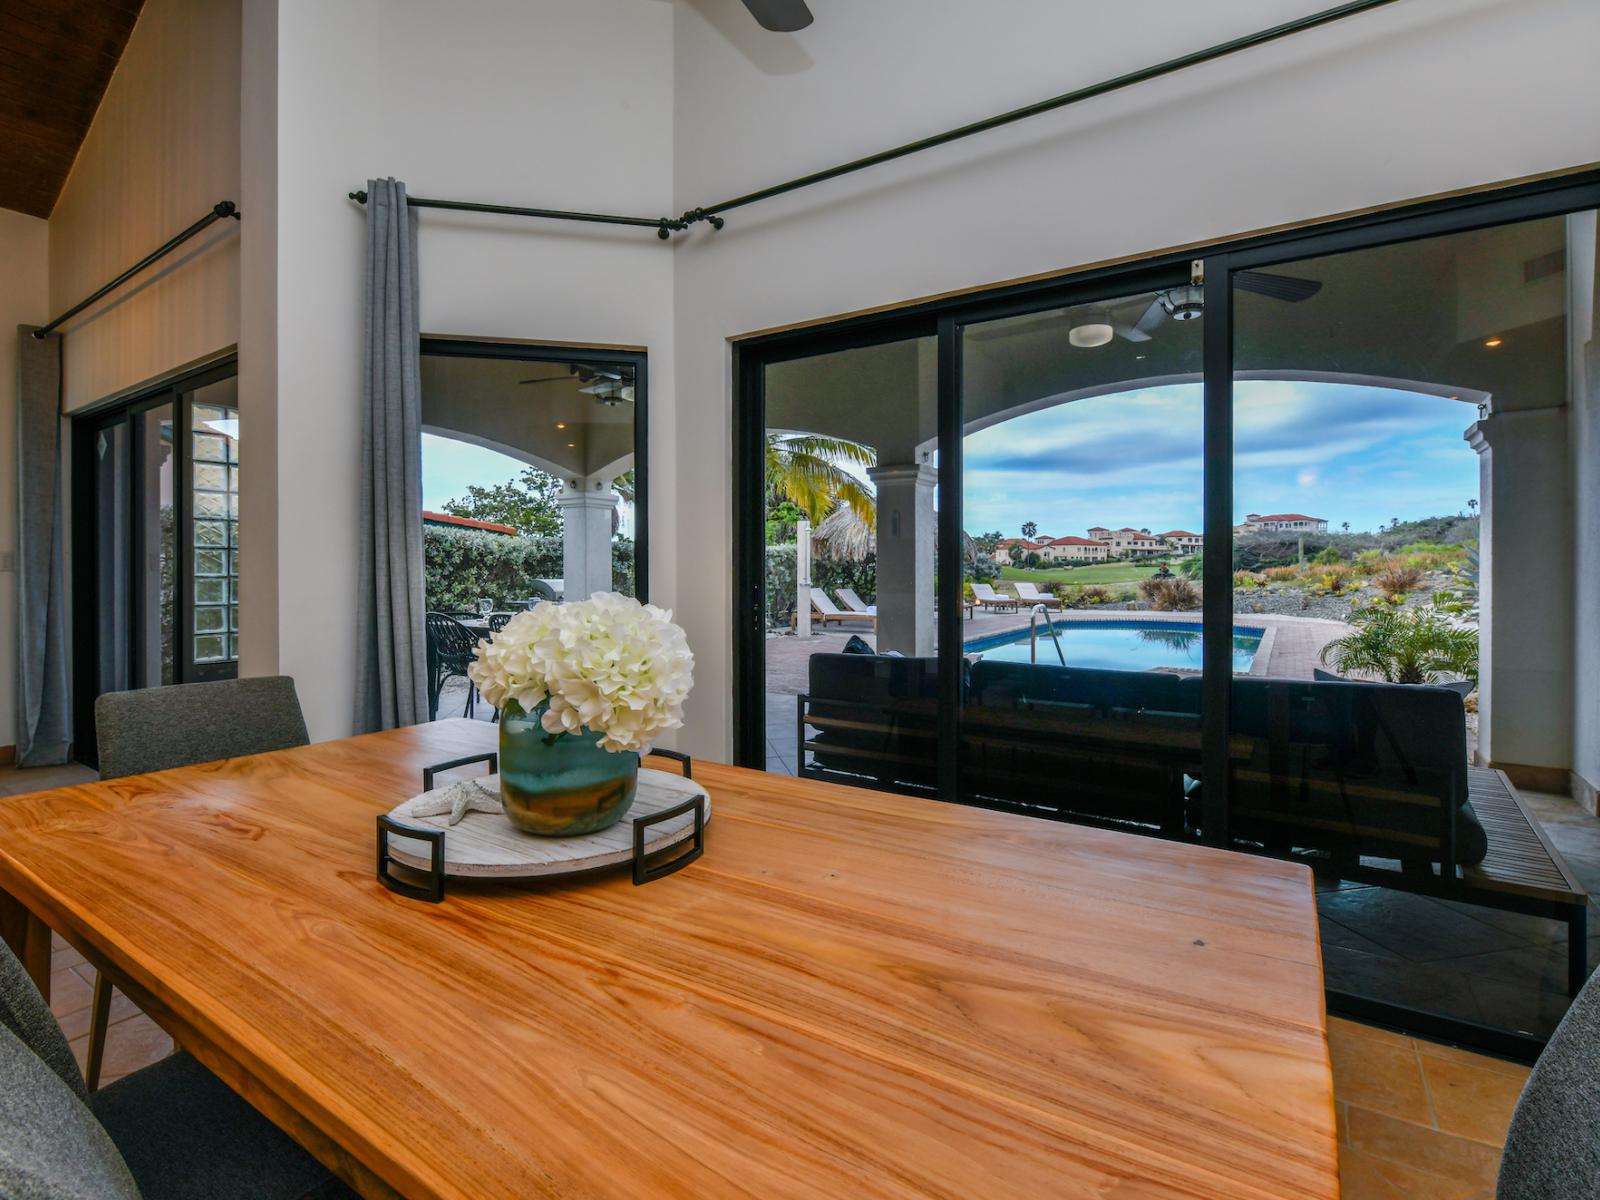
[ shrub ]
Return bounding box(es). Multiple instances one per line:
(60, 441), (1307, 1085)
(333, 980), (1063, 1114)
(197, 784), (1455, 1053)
(423, 525), (637, 611)
(1320, 606), (1478, 684)
(1374, 565), (1423, 599)
(1233, 570), (1264, 589)
(1077, 585), (1111, 606)
(1313, 564), (1356, 595)
(1313, 545), (1344, 565)
(1263, 566), (1302, 584)
(1142, 577), (1201, 611)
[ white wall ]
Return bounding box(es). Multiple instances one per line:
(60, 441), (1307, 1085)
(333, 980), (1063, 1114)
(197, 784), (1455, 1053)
(0, 208), (51, 753)
(669, 0), (1600, 761)
(49, 0), (241, 412)
(250, 0), (675, 739)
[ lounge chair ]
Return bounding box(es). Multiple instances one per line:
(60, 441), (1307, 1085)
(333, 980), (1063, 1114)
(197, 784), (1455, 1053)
(792, 586), (875, 629)
(1013, 581), (1064, 609)
(970, 583), (1019, 612)
(836, 587), (877, 616)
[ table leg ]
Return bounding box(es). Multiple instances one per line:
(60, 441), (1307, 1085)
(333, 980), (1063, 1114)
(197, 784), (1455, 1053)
(0, 889), (51, 1002)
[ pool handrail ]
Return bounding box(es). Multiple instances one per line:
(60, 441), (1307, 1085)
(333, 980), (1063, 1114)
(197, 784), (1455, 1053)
(1028, 604), (1067, 666)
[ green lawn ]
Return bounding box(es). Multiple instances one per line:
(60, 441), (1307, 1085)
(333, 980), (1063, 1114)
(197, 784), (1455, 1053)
(998, 561), (1169, 586)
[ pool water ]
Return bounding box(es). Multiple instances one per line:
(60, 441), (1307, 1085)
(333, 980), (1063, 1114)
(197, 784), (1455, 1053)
(966, 620), (1263, 673)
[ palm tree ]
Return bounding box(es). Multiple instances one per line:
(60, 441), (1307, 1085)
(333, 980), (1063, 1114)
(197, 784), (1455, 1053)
(1319, 606), (1478, 685)
(1020, 521), (1038, 539)
(766, 433), (876, 525)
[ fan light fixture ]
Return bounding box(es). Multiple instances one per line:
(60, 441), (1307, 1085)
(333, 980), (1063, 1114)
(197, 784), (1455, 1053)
(1160, 286), (1206, 321)
(1068, 308), (1114, 348)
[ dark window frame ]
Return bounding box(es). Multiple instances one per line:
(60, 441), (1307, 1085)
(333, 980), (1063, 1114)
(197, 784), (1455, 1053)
(417, 338), (650, 605)
(70, 356), (240, 767)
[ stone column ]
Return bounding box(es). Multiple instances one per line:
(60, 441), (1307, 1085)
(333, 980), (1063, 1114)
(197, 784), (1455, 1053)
(1466, 409), (1572, 778)
(557, 478), (619, 601)
(868, 463), (937, 657)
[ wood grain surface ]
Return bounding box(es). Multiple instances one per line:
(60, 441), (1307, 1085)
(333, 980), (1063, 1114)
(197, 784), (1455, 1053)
(0, 720), (1335, 1199)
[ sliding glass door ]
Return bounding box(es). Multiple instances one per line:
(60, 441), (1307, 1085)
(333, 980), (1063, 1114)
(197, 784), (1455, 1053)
(73, 360), (238, 763)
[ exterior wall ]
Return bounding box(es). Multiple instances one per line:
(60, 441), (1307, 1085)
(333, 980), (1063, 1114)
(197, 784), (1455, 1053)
(48, 0), (242, 413)
(0, 208), (51, 753)
(246, 0), (675, 740)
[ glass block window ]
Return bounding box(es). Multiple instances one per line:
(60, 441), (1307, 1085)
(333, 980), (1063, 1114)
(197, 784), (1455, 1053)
(191, 402), (239, 666)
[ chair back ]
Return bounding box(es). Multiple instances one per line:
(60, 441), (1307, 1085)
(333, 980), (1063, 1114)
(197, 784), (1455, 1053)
(488, 612), (515, 633)
(809, 587), (842, 615)
(0, 941), (137, 1197)
(426, 612), (480, 672)
(94, 677), (310, 781)
(1014, 582), (1043, 600)
(836, 588), (872, 613)
(971, 583), (999, 600)
(1498, 970), (1600, 1198)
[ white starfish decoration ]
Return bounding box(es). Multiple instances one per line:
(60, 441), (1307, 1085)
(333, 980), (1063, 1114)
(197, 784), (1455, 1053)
(399, 776), (503, 826)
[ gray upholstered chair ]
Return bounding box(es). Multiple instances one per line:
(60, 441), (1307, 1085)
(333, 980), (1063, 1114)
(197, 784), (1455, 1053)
(1498, 968), (1600, 1198)
(0, 936), (350, 1199)
(88, 677), (310, 1088)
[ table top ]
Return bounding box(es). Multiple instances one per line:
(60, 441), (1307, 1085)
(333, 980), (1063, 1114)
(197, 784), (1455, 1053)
(0, 720), (1335, 1199)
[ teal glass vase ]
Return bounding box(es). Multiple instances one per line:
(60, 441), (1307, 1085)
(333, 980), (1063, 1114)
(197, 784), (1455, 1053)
(497, 699), (639, 836)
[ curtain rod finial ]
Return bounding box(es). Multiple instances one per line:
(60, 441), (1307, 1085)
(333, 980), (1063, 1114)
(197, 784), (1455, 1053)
(350, 190), (369, 205)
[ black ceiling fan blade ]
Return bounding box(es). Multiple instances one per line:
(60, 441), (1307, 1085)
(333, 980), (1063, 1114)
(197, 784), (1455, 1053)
(517, 375), (570, 385)
(1235, 270), (1323, 302)
(742, 0), (814, 32)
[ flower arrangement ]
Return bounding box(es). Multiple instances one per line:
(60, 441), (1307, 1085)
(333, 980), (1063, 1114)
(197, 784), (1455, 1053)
(467, 592), (694, 753)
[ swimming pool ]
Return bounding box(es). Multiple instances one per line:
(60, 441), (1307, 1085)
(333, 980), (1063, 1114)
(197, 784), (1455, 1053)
(965, 619), (1264, 673)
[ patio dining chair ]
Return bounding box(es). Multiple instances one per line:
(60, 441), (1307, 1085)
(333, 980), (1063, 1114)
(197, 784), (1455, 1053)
(90, 677), (312, 1094)
(0, 936), (353, 1199)
(970, 583), (1017, 611)
(488, 611), (515, 633)
(426, 611), (482, 720)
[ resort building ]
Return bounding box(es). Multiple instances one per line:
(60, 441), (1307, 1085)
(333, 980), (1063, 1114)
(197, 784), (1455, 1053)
(0, 3), (1595, 1198)
(1238, 512), (1330, 534)
(1157, 530), (1204, 553)
(1039, 536), (1112, 563)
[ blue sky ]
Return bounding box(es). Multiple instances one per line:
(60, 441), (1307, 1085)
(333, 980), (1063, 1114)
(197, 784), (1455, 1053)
(422, 433), (634, 536)
(961, 381), (1479, 538)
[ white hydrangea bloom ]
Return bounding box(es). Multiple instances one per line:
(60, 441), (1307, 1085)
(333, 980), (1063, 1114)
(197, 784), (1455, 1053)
(466, 593), (694, 753)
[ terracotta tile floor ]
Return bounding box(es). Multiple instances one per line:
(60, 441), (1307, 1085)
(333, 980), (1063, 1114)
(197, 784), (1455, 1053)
(1330, 1015), (1529, 1199)
(47, 934), (173, 1088)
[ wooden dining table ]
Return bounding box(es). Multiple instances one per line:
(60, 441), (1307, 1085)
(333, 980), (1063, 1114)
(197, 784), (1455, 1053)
(0, 719), (1336, 1199)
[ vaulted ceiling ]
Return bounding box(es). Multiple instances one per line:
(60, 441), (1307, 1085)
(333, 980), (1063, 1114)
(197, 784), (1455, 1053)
(0, 0), (145, 218)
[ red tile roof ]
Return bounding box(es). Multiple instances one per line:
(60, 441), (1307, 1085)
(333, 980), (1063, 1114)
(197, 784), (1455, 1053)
(423, 510), (518, 536)
(1248, 513), (1325, 523)
(1048, 536), (1104, 546)
(1158, 530), (1201, 538)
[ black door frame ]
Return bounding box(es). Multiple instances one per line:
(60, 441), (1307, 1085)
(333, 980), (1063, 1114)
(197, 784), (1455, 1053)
(732, 168), (1600, 1055)
(418, 338), (650, 604)
(70, 356), (240, 767)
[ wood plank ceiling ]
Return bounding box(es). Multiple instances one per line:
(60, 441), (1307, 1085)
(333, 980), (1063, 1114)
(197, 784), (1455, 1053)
(0, 0), (145, 218)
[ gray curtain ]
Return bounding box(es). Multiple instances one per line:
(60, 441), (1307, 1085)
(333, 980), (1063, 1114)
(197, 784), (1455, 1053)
(15, 327), (71, 766)
(353, 179), (429, 733)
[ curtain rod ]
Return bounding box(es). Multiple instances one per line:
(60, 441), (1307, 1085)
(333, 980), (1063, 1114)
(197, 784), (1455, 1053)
(33, 202), (241, 338)
(348, 0), (1402, 238)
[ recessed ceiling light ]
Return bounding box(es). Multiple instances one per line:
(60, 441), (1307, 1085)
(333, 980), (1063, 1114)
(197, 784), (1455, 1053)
(1483, 336), (1504, 348)
(556, 422), (567, 429)
(567, 442), (576, 449)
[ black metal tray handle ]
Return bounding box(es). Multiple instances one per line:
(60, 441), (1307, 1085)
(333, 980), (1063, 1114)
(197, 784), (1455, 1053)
(646, 748), (692, 779)
(423, 751), (498, 792)
(377, 814), (446, 903)
(632, 794), (706, 885)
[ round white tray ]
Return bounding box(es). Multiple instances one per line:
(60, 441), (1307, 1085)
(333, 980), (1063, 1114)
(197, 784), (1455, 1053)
(383, 767), (709, 879)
